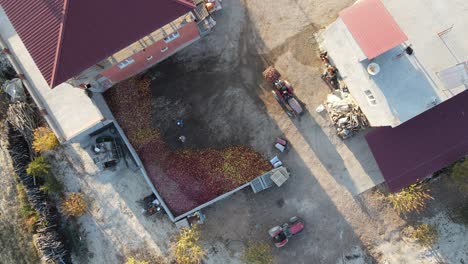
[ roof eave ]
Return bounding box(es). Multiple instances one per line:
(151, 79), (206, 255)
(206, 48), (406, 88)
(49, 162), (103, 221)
(170, 0), (196, 9)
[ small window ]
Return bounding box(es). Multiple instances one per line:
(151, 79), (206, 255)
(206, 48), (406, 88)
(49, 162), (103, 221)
(117, 58), (135, 69)
(161, 47), (169, 52)
(146, 55), (153, 61)
(163, 32), (180, 43)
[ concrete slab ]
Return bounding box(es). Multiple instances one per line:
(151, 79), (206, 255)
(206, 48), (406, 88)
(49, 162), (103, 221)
(319, 0), (468, 127)
(0, 7), (104, 141)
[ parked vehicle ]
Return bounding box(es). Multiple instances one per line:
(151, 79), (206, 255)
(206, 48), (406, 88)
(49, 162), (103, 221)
(268, 216), (305, 247)
(263, 66), (304, 117)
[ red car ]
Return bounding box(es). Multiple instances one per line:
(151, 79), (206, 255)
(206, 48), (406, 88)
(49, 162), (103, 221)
(268, 216), (305, 247)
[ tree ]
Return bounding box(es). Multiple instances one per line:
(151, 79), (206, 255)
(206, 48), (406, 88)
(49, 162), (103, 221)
(26, 155), (51, 178)
(387, 183), (433, 214)
(242, 242), (274, 264)
(61, 193), (87, 217)
(171, 225), (204, 264)
(32, 126), (59, 153)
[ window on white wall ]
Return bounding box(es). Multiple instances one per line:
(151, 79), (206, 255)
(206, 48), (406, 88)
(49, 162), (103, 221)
(163, 32), (180, 43)
(117, 58), (135, 69)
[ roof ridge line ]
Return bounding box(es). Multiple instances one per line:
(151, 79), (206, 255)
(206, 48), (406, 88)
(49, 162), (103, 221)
(49, 0), (70, 88)
(170, 0), (195, 9)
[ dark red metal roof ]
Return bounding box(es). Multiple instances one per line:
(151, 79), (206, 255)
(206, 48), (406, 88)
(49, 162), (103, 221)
(339, 0), (408, 59)
(365, 90), (468, 192)
(0, 0), (194, 88)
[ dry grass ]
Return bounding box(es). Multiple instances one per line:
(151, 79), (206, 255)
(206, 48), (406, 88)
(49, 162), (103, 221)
(387, 183), (433, 215)
(242, 242), (274, 264)
(171, 225), (205, 264)
(451, 159), (468, 191)
(16, 183), (39, 233)
(126, 257), (149, 264)
(61, 193), (87, 217)
(403, 223), (438, 247)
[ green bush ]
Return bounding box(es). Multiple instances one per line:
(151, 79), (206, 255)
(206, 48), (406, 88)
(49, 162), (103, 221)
(452, 159), (468, 177)
(16, 183), (38, 233)
(39, 174), (62, 194)
(454, 204), (468, 226)
(451, 159), (468, 190)
(387, 183), (433, 214)
(26, 155), (51, 178)
(242, 242), (274, 264)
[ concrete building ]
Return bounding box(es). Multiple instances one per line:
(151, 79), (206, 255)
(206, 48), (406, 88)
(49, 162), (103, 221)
(0, 0), (219, 223)
(0, 0), (213, 141)
(320, 0), (468, 191)
(320, 0), (467, 127)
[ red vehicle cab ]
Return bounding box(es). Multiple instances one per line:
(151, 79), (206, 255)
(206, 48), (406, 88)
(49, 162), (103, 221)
(268, 216), (305, 248)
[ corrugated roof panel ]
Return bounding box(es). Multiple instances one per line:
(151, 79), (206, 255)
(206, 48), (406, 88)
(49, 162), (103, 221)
(365, 90), (468, 192)
(0, 0), (64, 83)
(0, 0), (194, 88)
(339, 0), (408, 59)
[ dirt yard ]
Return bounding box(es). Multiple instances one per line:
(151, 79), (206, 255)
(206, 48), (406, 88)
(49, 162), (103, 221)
(143, 0), (468, 263)
(1, 0), (465, 264)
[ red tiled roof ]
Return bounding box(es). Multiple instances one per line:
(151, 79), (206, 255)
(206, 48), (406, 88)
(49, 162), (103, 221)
(339, 0), (408, 59)
(365, 90), (468, 192)
(0, 0), (194, 88)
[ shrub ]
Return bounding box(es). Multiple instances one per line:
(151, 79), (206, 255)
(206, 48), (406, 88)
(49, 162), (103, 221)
(32, 126), (59, 153)
(125, 257), (149, 264)
(387, 183), (433, 214)
(26, 155), (51, 178)
(242, 242), (274, 264)
(404, 223), (438, 247)
(39, 174), (62, 194)
(453, 203), (468, 226)
(16, 183), (38, 233)
(61, 193), (87, 217)
(24, 214), (39, 233)
(63, 220), (89, 262)
(171, 225), (204, 264)
(451, 159), (468, 190)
